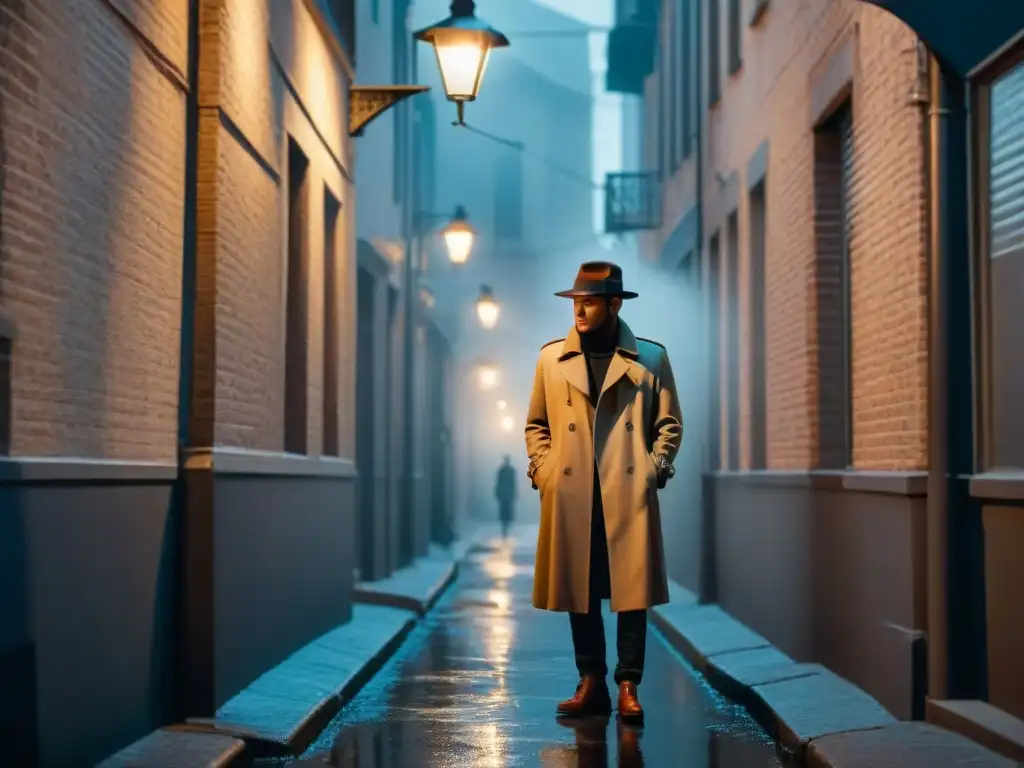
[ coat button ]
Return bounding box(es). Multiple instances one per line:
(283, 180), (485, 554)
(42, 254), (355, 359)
(625, 422), (634, 431)
(563, 467), (572, 476)
(568, 423), (576, 432)
(627, 466), (635, 474)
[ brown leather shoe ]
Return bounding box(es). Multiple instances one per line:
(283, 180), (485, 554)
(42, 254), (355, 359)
(618, 681), (644, 723)
(556, 674), (612, 717)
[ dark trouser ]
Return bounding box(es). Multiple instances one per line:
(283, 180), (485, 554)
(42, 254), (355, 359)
(569, 472), (647, 685)
(498, 501), (513, 537)
(569, 594), (647, 685)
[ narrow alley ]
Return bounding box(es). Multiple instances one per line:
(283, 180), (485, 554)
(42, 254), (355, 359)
(276, 528), (786, 768)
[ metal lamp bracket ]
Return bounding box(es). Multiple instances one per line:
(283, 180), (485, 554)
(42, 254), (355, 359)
(349, 85), (431, 137)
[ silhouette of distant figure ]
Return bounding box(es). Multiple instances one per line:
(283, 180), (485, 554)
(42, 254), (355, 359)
(495, 455), (517, 539)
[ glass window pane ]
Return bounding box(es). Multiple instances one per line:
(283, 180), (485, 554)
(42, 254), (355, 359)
(989, 59), (1024, 469)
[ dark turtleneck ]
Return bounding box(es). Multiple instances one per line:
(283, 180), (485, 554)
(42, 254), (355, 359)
(581, 318), (618, 406)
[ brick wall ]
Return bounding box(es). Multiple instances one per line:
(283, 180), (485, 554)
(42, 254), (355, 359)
(194, 0), (357, 459)
(647, 0), (928, 471)
(0, 0), (187, 461)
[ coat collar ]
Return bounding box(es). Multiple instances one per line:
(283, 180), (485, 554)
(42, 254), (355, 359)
(557, 320), (644, 399)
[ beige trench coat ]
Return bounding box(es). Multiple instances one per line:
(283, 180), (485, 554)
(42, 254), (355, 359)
(525, 320), (683, 613)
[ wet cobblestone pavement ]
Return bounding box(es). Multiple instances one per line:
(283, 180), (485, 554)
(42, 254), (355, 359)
(267, 529), (790, 767)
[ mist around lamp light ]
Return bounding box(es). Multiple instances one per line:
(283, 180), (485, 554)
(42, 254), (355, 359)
(476, 284), (499, 329)
(443, 205), (475, 264)
(477, 365), (499, 390)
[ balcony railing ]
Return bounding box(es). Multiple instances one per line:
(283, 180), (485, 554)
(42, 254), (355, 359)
(604, 172), (662, 233)
(606, 0), (658, 95)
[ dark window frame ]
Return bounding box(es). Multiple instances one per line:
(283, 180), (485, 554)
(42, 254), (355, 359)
(327, 0), (356, 63)
(322, 188), (342, 457)
(285, 138), (311, 455)
(726, 211), (741, 470)
(812, 102), (854, 469)
(708, 231), (723, 471)
(749, 181), (767, 469)
(973, 45), (1024, 471)
(681, 0), (693, 159)
(669, 1), (680, 173)
(708, 0), (722, 105)
(727, 0), (742, 75)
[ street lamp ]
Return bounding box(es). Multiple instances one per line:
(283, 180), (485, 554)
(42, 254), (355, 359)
(443, 205), (475, 264)
(476, 284), (500, 329)
(496, 399), (507, 411)
(500, 415), (514, 433)
(414, 0), (510, 126)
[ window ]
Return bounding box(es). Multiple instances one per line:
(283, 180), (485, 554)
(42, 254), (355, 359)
(328, 1), (356, 62)
(494, 144), (524, 240)
(285, 138), (310, 454)
(749, 182), (767, 469)
(708, 232), (723, 471)
(813, 103), (854, 468)
(658, 22), (669, 180)
(681, 0), (693, 159)
(726, 212), (741, 470)
(669, 2), (679, 172)
(392, 2), (409, 203)
(323, 190), (341, 457)
(356, 267), (377, 577)
(727, 0), (742, 74)
(987, 58), (1024, 468)
(708, 0), (721, 105)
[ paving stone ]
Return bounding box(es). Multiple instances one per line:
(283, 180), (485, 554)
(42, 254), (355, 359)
(188, 604), (415, 756)
(651, 602), (771, 669)
(704, 646), (823, 701)
(806, 721), (1020, 768)
(95, 728), (244, 768)
(753, 668), (897, 752)
(353, 557), (458, 615)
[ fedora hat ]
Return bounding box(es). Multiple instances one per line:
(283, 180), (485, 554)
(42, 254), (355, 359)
(554, 261), (638, 300)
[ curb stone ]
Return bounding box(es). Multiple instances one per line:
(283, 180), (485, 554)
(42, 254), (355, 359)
(185, 603), (416, 758)
(96, 532), (474, 767)
(651, 581), (1015, 766)
(353, 554), (458, 616)
(95, 728), (246, 768)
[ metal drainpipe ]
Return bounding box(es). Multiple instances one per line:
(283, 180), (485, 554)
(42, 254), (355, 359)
(924, 52), (987, 705)
(174, 0), (202, 722)
(923, 49), (949, 704)
(401, 23), (419, 568)
(694, 0), (717, 606)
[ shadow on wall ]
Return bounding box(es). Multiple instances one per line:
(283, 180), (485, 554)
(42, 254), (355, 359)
(0, 471), (36, 766)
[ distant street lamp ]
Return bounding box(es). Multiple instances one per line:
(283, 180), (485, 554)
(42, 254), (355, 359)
(414, 0), (509, 126)
(496, 399), (507, 411)
(500, 415), (514, 433)
(443, 205), (476, 264)
(477, 364), (500, 390)
(476, 284), (500, 329)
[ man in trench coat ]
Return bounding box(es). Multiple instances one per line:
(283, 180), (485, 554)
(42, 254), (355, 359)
(524, 260), (683, 723)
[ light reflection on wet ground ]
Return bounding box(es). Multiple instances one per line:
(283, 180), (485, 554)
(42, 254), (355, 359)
(266, 529), (790, 767)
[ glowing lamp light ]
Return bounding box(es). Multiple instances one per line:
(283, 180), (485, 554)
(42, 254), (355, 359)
(500, 415), (514, 432)
(443, 205), (475, 264)
(496, 400), (507, 411)
(477, 365), (499, 390)
(476, 284), (499, 329)
(413, 0), (510, 126)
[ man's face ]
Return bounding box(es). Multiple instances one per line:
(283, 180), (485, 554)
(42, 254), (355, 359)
(573, 295), (621, 335)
